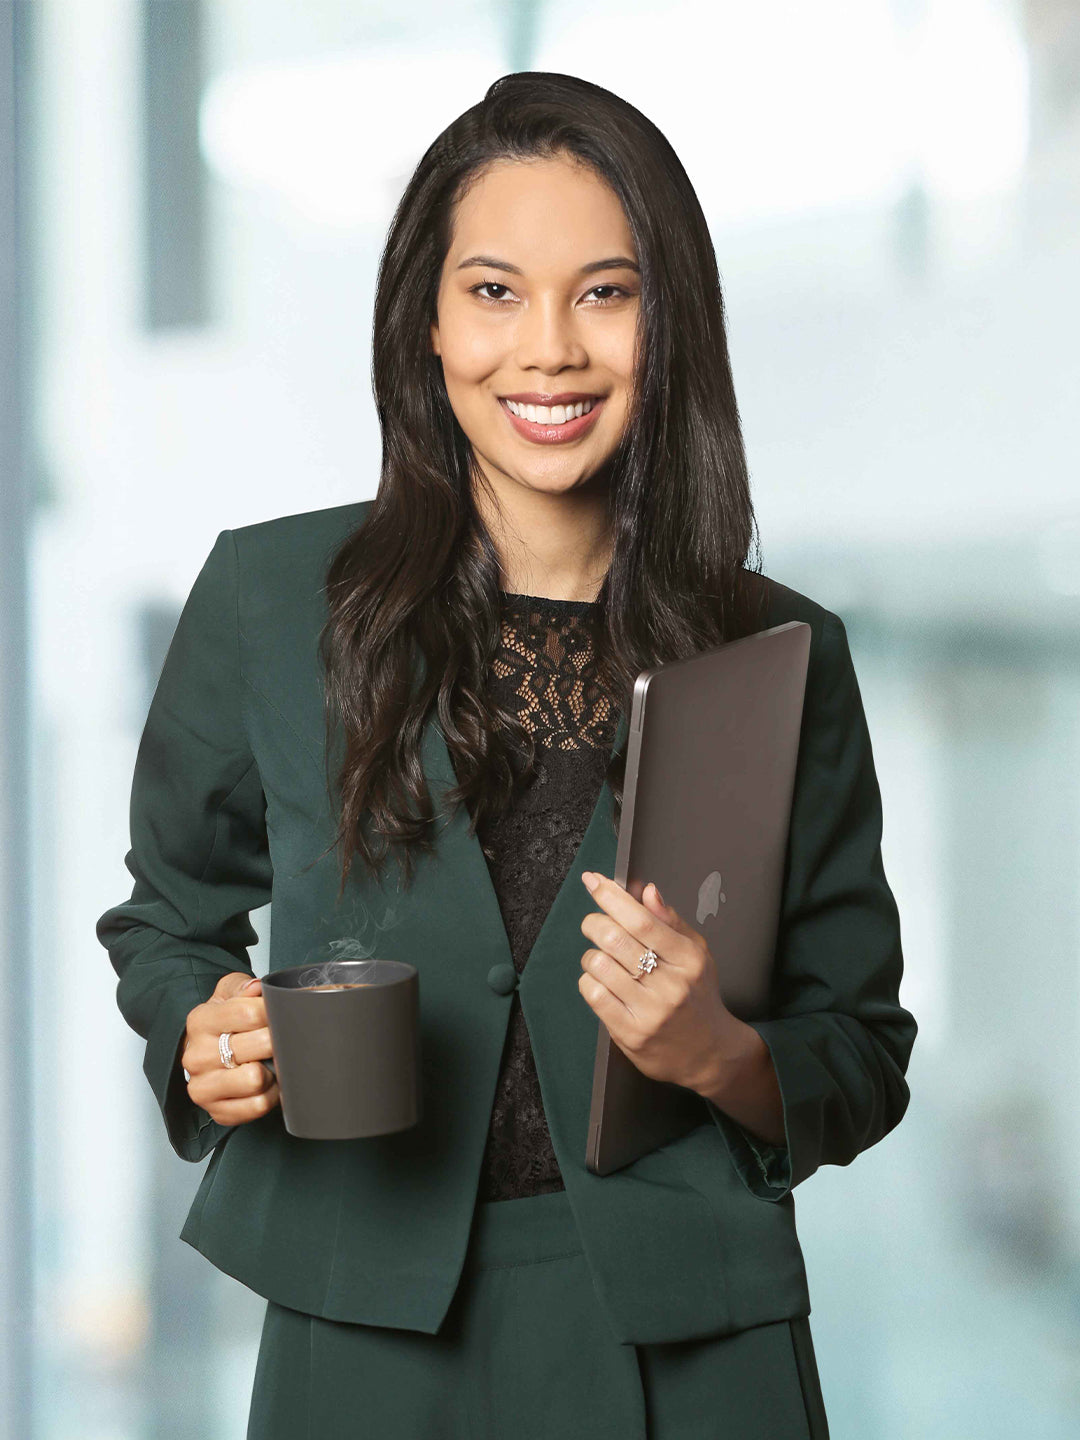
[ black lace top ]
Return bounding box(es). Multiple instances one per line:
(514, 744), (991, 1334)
(461, 589), (621, 1203)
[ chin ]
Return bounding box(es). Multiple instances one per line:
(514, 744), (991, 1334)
(515, 465), (598, 494)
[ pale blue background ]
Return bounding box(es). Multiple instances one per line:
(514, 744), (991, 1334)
(3, 1), (1079, 1436)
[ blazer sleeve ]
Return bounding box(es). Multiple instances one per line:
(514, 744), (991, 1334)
(705, 609), (917, 1201)
(95, 528), (274, 1163)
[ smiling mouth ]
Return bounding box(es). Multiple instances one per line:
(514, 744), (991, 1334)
(500, 396), (600, 425)
(496, 394), (606, 445)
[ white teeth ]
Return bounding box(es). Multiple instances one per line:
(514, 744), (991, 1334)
(505, 398), (597, 425)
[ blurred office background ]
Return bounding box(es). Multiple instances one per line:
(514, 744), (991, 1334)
(1, 0), (1078, 1435)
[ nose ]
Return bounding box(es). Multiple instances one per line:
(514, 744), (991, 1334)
(514, 293), (588, 376)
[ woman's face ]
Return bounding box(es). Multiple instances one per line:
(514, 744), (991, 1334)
(430, 153), (640, 499)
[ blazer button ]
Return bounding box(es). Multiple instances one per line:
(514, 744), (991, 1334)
(486, 963), (518, 995)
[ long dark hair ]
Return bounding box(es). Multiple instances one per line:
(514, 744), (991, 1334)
(318, 71), (768, 901)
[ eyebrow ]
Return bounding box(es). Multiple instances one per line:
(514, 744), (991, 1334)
(455, 254), (641, 276)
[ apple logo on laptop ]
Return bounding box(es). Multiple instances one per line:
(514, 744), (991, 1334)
(696, 871), (726, 925)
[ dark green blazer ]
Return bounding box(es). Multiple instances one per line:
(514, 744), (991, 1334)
(96, 498), (916, 1345)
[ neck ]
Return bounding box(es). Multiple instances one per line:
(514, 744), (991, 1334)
(471, 466), (612, 603)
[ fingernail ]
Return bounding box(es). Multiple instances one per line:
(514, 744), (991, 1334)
(241, 976), (260, 991)
(650, 883), (665, 907)
(582, 872), (599, 893)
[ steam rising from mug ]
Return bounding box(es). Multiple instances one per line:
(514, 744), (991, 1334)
(295, 937), (383, 989)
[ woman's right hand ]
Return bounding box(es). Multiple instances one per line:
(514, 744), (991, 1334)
(181, 971), (280, 1126)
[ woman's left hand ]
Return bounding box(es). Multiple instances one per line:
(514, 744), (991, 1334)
(578, 870), (745, 1096)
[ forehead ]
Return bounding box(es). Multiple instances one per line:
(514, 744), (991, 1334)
(446, 155), (635, 270)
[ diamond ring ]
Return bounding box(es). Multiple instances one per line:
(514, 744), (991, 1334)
(636, 948), (659, 978)
(219, 1031), (238, 1069)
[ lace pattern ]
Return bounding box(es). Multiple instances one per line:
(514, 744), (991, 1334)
(487, 595), (618, 753)
(457, 591), (620, 1203)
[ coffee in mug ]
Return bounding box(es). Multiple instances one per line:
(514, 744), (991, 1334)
(304, 982), (373, 990)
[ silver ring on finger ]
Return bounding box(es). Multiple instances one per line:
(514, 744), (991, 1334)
(636, 947), (660, 978)
(219, 1031), (238, 1069)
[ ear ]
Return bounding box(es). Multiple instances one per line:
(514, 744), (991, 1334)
(429, 321), (440, 357)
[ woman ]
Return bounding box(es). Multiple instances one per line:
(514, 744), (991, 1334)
(97, 72), (916, 1438)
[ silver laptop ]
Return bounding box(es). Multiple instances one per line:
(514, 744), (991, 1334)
(585, 620), (812, 1177)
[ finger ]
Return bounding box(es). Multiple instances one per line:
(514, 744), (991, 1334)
(643, 882), (675, 922)
(640, 884), (708, 975)
(580, 901), (689, 982)
(186, 1025), (273, 1074)
(578, 970), (646, 1047)
(212, 971), (262, 1002)
(640, 881), (703, 945)
(580, 872), (699, 969)
(191, 993), (267, 1036)
(189, 1059), (274, 1106)
(200, 1081), (281, 1127)
(185, 1031), (272, 1082)
(584, 875), (694, 967)
(580, 949), (652, 1017)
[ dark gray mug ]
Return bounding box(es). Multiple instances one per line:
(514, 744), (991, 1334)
(261, 958), (421, 1140)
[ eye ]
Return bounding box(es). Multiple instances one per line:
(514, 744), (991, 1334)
(470, 280), (515, 304)
(585, 285), (630, 306)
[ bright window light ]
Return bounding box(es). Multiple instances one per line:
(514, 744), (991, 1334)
(908, 0), (1029, 199)
(199, 46), (504, 231)
(198, 1), (1029, 232)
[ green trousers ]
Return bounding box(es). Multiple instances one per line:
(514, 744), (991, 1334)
(246, 1187), (830, 1439)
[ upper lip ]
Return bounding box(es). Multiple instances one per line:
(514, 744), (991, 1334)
(499, 392), (603, 405)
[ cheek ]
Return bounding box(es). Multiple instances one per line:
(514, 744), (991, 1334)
(437, 315), (505, 388)
(595, 321), (637, 403)
(618, 325), (639, 387)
